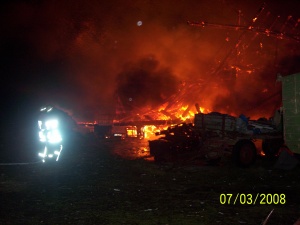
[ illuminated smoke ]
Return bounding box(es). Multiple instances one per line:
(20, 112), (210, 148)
(2, 0), (300, 121)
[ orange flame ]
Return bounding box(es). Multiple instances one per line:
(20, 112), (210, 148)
(141, 103), (211, 139)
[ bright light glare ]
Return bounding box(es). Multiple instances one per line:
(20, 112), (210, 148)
(45, 120), (58, 130)
(39, 131), (46, 142)
(47, 130), (62, 143)
(38, 145), (62, 162)
(38, 146), (47, 158)
(38, 120), (42, 129)
(137, 21), (142, 26)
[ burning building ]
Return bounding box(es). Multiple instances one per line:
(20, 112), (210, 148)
(106, 2), (300, 134)
(4, 1), (299, 139)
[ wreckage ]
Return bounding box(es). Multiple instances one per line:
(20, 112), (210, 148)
(149, 111), (282, 167)
(149, 72), (300, 168)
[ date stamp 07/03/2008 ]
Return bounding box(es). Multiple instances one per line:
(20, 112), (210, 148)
(219, 193), (286, 205)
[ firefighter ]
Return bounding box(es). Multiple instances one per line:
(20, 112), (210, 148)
(37, 105), (76, 162)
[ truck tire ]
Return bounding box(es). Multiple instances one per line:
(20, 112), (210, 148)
(262, 138), (283, 157)
(233, 140), (257, 167)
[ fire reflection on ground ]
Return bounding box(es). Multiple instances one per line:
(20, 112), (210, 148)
(101, 138), (154, 161)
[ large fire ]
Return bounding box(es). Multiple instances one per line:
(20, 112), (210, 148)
(132, 103), (212, 140)
(73, 2), (298, 141)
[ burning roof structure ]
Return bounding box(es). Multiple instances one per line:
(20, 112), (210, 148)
(3, 1), (300, 124)
(112, 3), (300, 124)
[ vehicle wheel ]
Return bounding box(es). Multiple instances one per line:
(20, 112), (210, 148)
(233, 140), (257, 167)
(262, 138), (283, 157)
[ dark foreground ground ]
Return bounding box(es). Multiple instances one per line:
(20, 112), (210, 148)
(0, 136), (300, 225)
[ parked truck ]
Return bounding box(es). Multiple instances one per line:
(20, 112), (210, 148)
(149, 72), (300, 167)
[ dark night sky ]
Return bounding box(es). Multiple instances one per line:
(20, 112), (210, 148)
(1, 0), (300, 123)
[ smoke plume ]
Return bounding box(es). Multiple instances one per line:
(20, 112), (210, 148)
(1, 0), (300, 121)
